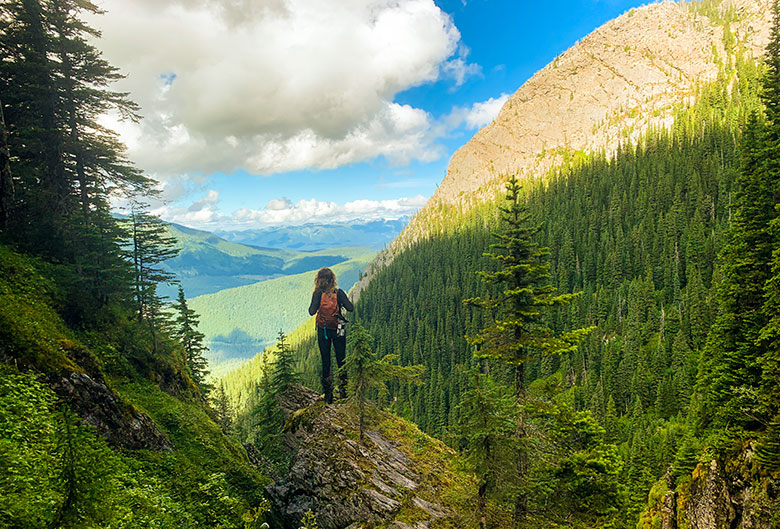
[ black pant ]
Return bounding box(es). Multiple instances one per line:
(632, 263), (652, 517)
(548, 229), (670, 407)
(317, 326), (346, 403)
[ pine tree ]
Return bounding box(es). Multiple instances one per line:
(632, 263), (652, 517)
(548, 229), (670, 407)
(535, 403), (626, 526)
(0, 0), (152, 259)
(172, 286), (210, 392)
(272, 329), (300, 393)
(697, 1), (780, 431)
(211, 381), (233, 433)
(0, 96), (12, 231)
(341, 324), (424, 442)
(754, 0), (780, 468)
(464, 175), (593, 525)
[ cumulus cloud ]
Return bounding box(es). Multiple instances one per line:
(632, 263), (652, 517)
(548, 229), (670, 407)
(153, 192), (428, 229)
(446, 93), (510, 130)
(188, 189), (220, 212)
(88, 0), (479, 178)
(231, 195), (429, 226)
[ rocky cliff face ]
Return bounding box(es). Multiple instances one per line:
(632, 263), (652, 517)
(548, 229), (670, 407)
(641, 446), (779, 529)
(50, 370), (171, 451)
(356, 0), (773, 291)
(266, 384), (470, 529)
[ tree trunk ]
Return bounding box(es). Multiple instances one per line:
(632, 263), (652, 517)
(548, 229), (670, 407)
(478, 481), (488, 529)
(0, 97), (13, 231)
(513, 362), (527, 528)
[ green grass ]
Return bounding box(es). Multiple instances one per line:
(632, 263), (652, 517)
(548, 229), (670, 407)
(0, 244), (270, 528)
(0, 246), (79, 374)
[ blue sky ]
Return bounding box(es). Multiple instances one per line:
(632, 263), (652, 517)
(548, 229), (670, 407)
(93, 0), (648, 229)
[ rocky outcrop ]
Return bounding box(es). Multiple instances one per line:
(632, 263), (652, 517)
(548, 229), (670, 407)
(50, 370), (172, 451)
(266, 384), (462, 529)
(642, 447), (779, 529)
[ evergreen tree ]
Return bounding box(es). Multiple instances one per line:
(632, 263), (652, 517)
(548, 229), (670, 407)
(124, 206), (179, 323)
(755, 1), (780, 469)
(211, 381), (233, 433)
(341, 324), (424, 442)
(271, 329), (300, 393)
(464, 175), (593, 525)
(697, 2), (780, 432)
(172, 286), (210, 392)
(0, 96), (12, 231)
(0, 0), (152, 259)
(532, 402), (626, 527)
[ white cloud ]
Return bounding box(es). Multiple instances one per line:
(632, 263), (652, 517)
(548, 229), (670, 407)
(156, 193), (429, 229)
(88, 0), (478, 178)
(442, 45), (482, 87)
(188, 189), (220, 212)
(445, 93), (510, 130)
(231, 195), (429, 226)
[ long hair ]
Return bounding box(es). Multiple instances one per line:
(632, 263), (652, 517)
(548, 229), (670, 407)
(314, 267), (337, 294)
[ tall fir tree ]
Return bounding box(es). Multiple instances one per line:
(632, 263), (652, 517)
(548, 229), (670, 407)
(755, 0), (780, 469)
(125, 206), (179, 322)
(697, 1), (780, 432)
(464, 175), (593, 526)
(0, 0), (152, 259)
(172, 286), (210, 392)
(0, 95), (12, 231)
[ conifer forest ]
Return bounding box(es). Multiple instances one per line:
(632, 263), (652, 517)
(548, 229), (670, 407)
(1, 0), (780, 528)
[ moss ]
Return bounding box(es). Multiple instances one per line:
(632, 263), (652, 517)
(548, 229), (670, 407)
(637, 479), (670, 529)
(0, 247), (80, 374)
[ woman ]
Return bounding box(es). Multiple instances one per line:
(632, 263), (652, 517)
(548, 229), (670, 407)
(308, 267), (354, 404)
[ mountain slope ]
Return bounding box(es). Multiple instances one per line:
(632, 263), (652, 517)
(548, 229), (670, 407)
(0, 245), (267, 528)
(367, 0), (771, 264)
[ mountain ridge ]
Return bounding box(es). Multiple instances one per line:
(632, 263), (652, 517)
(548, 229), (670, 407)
(352, 0), (772, 302)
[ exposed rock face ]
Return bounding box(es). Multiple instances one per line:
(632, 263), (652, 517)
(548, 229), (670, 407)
(644, 448), (779, 529)
(50, 370), (171, 451)
(352, 0), (774, 300)
(267, 384), (458, 529)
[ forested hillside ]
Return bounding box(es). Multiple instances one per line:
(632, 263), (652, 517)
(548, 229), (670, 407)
(350, 22), (779, 529)
(158, 222), (372, 298)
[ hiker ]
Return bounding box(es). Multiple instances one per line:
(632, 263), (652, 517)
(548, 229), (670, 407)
(308, 267), (354, 404)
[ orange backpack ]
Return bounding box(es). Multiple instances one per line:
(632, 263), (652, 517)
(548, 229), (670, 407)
(316, 291), (340, 329)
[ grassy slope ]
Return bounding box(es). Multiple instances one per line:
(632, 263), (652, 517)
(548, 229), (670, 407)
(0, 245), (267, 528)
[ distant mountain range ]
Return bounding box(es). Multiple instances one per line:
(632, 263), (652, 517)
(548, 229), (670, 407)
(154, 220), (376, 375)
(159, 221), (377, 298)
(214, 218), (408, 251)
